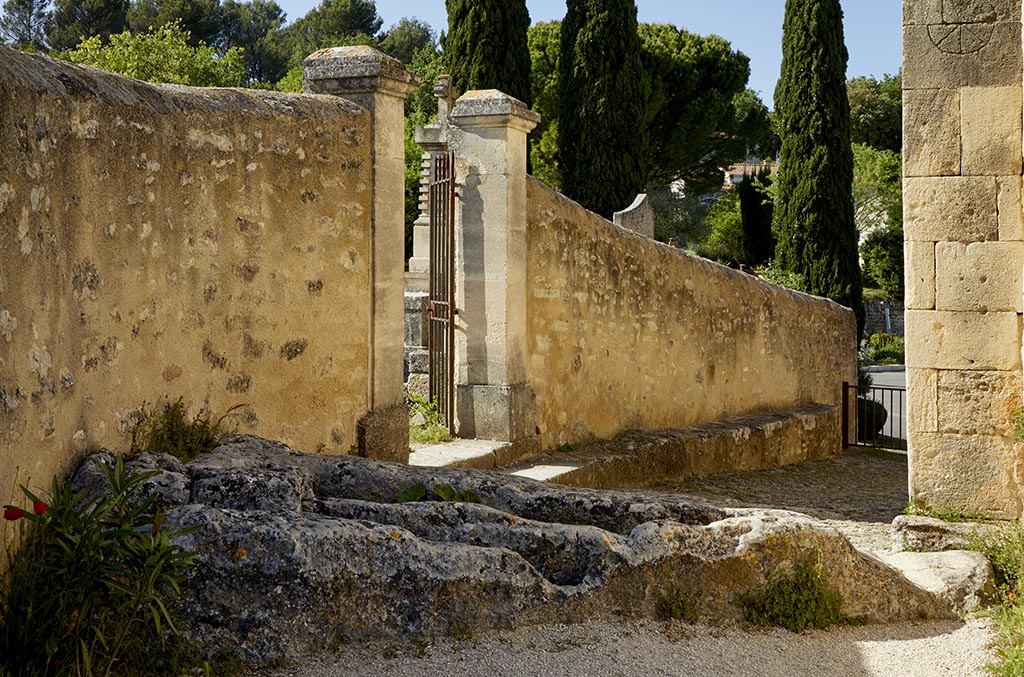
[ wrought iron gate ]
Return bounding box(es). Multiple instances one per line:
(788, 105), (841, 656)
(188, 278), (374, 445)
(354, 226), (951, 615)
(842, 380), (907, 451)
(428, 151), (456, 429)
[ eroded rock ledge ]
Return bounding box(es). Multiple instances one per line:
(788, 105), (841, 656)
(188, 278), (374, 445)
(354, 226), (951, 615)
(72, 435), (953, 662)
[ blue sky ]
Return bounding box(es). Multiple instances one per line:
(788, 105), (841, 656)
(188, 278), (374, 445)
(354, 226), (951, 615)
(276, 0), (902, 105)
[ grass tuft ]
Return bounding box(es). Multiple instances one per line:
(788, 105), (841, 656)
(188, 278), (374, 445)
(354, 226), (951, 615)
(738, 552), (849, 633)
(130, 397), (240, 462)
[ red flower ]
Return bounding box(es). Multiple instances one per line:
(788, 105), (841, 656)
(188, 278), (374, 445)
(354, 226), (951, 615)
(1010, 592), (1017, 602)
(3, 507), (24, 521)
(33, 501), (47, 516)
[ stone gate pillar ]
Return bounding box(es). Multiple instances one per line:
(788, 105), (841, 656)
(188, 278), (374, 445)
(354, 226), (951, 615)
(903, 0), (1024, 517)
(303, 46), (419, 461)
(449, 91), (540, 442)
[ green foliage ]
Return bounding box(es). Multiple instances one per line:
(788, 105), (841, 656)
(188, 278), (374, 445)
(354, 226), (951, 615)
(407, 395), (452, 445)
(527, 20), (561, 188)
(0, 0), (48, 49)
(739, 553), (849, 632)
(62, 22), (245, 86)
(442, 0), (531, 106)
(273, 63), (302, 91)
(640, 24), (764, 193)
(861, 224), (904, 301)
(847, 73), (902, 153)
(649, 183), (710, 246)
(773, 0), (863, 337)
(379, 16), (434, 65)
(129, 397), (239, 462)
(46, 0), (128, 52)
(757, 260), (806, 293)
(903, 499), (988, 524)
(739, 168), (774, 266)
(219, 0), (290, 83)
(128, 0), (222, 48)
(969, 523), (1024, 675)
(861, 332), (904, 365)
(701, 190), (744, 265)
(0, 458), (199, 675)
(559, 0), (648, 218)
(395, 482), (481, 504)
(655, 580), (700, 623)
(1012, 407), (1024, 443)
(279, 0), (382, 68)
(530, 19), (766, 198)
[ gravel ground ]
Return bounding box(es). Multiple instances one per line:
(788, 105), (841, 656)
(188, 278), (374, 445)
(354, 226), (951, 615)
(258, 449), (999, 676)
(260, 618), (996, 676)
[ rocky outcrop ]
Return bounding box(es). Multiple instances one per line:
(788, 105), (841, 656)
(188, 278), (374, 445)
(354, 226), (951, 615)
(72, 435), (955, 662)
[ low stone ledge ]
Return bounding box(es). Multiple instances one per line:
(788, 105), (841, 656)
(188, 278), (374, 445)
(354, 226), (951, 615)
(518, 404), (842, 490)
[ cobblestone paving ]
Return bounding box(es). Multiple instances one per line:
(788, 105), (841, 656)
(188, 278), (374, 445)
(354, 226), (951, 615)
(633, 448), (909, 553)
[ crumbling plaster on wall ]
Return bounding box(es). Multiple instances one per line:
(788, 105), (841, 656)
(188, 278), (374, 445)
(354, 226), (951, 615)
(0, 48), (375, 529)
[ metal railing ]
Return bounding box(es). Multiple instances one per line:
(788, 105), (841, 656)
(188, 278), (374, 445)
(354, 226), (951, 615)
(842, 381), (907, 451)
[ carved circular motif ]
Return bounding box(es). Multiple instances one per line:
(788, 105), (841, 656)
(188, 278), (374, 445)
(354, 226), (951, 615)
(927, 0), (997, 54)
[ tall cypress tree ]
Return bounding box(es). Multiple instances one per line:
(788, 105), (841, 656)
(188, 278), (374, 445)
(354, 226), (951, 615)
(773, 0), (863, 332)
(559, 0), (647, 219)
(443, 0), (531, 106)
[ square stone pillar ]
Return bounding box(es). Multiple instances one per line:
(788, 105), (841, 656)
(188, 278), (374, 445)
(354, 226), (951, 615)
(903, 0), (1024, 517)
(304, 46), (419, 461)
(449, 90), (540, 442)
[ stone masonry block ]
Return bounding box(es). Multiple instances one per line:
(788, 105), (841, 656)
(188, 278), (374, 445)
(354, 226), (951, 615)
(904, 177), (998, 242)
(904, 89), (961, 177)
(905, 241), (936, 310)
(910, 431), (1021, 519)
(905, 310), (1021, 371)
(937, 369), (1022, 436)
(908, 367), (938, 433)
(904, 23), (1022, 90)
(934, 241), (1024, 312)
(904, 0), (941, 25)
(998, 176), (1024, 241)
(961, 86), (1023, 176)
(943, 0), (1018, 24)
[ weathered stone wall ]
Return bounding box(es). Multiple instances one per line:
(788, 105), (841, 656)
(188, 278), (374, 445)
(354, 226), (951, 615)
(903, 0), (1024, 518)
(0, 48), (375, 532)
(525, 177), (857, 449)
(864, 300), (905, 338)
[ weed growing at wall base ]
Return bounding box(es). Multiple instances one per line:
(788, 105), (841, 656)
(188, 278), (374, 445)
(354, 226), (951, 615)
(130, 397), (241, 463)
(970, 523), (1024, 675)
(407, 395), (453, 445)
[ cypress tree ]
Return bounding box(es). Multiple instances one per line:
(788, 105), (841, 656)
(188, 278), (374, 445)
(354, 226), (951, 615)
(559, 0), (647, 219)
(443, 0), (531, 106)
(739, 168), (774, 266)
(773, 0), (863, 332)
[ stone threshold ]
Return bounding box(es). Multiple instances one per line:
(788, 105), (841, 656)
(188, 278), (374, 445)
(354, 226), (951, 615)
(408, 435), (541, 470)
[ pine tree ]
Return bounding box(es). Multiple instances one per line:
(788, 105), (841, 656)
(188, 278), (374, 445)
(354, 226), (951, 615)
(46, 0), (128, 51)
(558, 0), (647, 219)
(0, 0), (49, 49)
(443, 0), (531, 106)
(773, 0), (863, 332)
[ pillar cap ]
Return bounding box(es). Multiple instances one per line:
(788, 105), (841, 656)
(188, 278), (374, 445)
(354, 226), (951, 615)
(303, 45), (420, 99)
(451, 90), (540, 131)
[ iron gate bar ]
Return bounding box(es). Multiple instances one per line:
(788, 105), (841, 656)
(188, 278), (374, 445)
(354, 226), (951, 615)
(428, 151), (456, 430)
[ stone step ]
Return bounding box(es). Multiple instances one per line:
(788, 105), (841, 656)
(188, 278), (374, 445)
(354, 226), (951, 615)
(408, 436), (541, 471)
(501, 404), (840, 490)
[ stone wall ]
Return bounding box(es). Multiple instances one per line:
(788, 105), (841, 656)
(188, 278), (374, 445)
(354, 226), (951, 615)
(864, 300), (905, 338)
(0, 48), (380, 540)
(525, 177), (858, 448)
(903, 0), (1024, 518)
